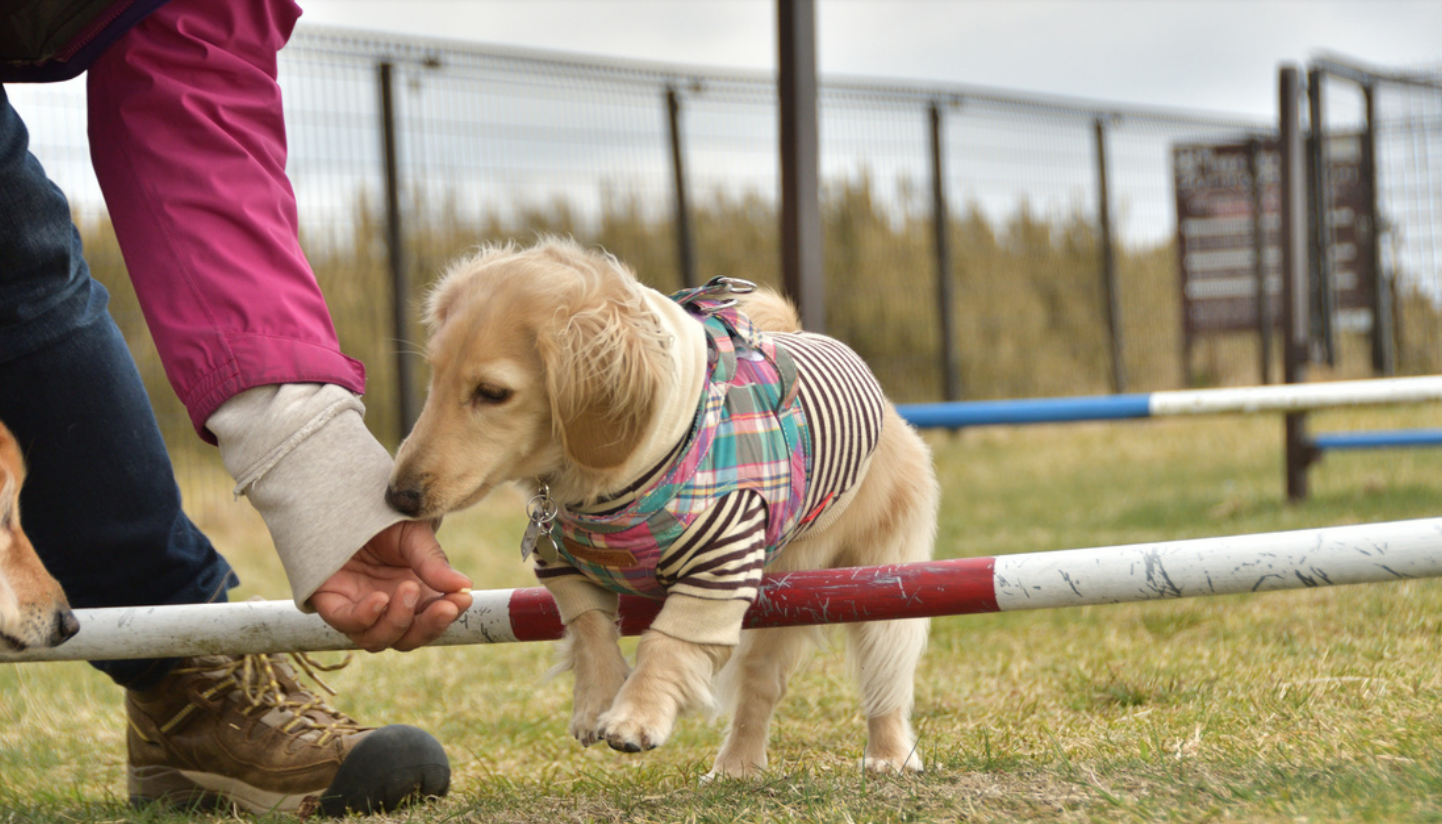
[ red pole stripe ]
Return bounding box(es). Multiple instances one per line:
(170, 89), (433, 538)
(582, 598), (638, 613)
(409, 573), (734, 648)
(506, 556), (999, 640)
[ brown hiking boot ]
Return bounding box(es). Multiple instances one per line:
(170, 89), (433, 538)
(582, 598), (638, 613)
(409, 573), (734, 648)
(126, 653), (450, 815)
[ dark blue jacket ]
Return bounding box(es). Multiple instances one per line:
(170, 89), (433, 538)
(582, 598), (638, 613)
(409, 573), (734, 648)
(1, 0), (172, 82)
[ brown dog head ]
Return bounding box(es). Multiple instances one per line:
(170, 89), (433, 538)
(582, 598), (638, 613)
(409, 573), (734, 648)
(0, 422), (79, 651)
(387, 238), (674, 518)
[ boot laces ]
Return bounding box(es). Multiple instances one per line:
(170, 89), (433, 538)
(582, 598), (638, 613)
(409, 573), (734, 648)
(180, 653), (364, 746)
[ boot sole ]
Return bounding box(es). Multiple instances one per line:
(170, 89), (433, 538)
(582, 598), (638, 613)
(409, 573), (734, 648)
(128, 724), (450, 815)
(128, 764), (313, 814)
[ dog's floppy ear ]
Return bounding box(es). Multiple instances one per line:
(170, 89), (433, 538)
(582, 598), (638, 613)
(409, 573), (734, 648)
(539, 291), (670, 472)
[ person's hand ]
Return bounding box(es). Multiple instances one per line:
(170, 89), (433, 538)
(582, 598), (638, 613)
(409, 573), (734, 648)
(309, 520), (473, 652)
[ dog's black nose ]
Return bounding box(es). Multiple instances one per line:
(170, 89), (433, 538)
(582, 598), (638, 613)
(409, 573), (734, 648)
(385, 485), (425, 516)
(54, 609), (80, 644)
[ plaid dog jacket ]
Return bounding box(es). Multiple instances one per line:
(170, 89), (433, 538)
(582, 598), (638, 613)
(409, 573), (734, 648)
(551, 282), (815, 598)
(536, 279), (888, 624)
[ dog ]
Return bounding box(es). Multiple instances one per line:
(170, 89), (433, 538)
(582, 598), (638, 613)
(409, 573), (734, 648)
(0, 421), (80, 652)
(388, 238), (937, 778)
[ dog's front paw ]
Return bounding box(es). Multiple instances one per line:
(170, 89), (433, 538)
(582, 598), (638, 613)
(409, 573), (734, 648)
(569, 711), (604, 747)
(862, 750), (924, 773)
(570, 675), (627, 747)
(596, 701), (675, 753)
(705, 753), (767, 780)
(569, 687), (618, 747)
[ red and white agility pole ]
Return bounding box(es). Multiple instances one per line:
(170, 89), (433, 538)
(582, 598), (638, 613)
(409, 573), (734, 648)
(5, 517), (1441, 663)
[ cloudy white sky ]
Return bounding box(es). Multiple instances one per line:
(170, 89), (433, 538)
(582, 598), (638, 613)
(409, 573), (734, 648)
(299, 0), (1442, 120)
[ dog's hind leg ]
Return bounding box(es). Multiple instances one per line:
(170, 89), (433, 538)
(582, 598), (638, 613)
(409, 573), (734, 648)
(835, 413), (937, 773)
(707, 625), (813, 779)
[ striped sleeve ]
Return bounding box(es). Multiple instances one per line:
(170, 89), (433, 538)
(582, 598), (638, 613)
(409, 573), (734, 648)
(656, 489), (768, 603)
(534, 552), (620, 624)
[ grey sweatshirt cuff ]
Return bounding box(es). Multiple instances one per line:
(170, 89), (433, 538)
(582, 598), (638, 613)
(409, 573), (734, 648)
(207, 384), (406, 611)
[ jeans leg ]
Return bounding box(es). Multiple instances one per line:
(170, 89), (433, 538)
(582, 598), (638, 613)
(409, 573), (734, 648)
(0, 89), (238, 690)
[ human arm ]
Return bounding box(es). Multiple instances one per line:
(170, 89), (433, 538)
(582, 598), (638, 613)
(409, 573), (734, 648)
(207, 384), (473, 651)
(86, 0), (471, 648)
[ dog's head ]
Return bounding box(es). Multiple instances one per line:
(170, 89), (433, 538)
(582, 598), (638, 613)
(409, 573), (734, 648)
(0, 422), (79, 652)
(387, 238), (674, 518)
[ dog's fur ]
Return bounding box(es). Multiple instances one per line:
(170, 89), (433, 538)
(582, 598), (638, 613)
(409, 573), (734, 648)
(389, 238), (937, 777)
(0, 421), (79, 652)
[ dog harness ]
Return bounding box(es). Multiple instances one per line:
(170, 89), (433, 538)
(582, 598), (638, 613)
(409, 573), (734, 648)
(545, 279), (817, 598)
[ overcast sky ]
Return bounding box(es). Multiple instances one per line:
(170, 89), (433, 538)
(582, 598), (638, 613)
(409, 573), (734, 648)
(299, 0), (1442, 120)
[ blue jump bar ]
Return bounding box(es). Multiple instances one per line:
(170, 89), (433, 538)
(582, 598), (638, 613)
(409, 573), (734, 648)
(897, 394), (1154, 429)
(1311, 428), (1442, 451)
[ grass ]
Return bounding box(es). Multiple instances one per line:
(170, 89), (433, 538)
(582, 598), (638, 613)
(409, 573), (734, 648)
(5, 403), (1442, 822)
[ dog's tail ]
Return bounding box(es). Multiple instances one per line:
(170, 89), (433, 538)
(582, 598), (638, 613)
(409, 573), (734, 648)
(737, 288), (803, 333)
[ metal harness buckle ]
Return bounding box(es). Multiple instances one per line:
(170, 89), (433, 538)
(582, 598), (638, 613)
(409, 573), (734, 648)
(696, 276), (757, 309)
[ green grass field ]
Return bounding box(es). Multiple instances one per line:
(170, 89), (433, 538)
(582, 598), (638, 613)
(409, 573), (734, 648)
(4, 404), (1442, 823)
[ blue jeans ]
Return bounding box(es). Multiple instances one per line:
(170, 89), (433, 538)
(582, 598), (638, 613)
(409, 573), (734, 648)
(0, 87), (237, 690)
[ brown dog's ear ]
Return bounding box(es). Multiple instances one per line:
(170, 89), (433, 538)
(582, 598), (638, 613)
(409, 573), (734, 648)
(540, 295), (669, 472)
(424, 243), (514, 334)
(423, 273), (462, 334)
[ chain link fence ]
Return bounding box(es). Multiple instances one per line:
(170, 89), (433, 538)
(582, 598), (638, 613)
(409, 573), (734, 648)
(1367, 67), (1442, 374)
(9, 27), (1439, 508)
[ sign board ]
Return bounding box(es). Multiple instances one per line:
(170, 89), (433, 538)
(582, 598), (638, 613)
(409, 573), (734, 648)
(1318, 134), (1375, 333)
(1173, 140), (1281, 335)
(1172, 136), (1373, 337)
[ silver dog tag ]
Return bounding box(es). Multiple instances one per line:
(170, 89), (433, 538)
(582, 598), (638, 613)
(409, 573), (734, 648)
(535, 530), (559, 564)
(521, 483), (561, 563)
(521, 520), (560, 564)
(520, 519), (543, 561)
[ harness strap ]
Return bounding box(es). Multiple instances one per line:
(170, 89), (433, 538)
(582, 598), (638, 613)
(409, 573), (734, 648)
(673, 277), (800, 413)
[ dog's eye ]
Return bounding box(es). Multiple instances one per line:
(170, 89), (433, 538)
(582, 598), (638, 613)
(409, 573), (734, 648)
(471, 384), (513, 405)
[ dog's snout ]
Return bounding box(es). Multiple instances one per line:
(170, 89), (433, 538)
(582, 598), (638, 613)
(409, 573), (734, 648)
(54, 609), (79, 644)
(385, 484), (426, 516)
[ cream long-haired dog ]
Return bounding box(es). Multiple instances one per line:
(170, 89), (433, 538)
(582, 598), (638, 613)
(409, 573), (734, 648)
(0, 421), (80, 652)
(388, 238), (936, 778)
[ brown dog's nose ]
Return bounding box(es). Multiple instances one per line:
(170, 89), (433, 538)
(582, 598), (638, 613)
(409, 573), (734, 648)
(54, 609), (79, 645)
(385, 485), (425, 516)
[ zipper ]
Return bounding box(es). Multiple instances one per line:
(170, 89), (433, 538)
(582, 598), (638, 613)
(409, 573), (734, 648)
(54, 0), (138, 62)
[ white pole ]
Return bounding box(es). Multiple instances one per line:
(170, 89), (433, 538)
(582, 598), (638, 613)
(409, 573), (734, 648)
(899, 375), (1442, 429)
(1148, 375), (1442, 417)
(5, 518), (1442, 663)
(992, 517), (1442, 610)
(0, 588), (525, 663)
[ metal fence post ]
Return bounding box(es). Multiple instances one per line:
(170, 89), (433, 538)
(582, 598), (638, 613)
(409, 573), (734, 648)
(665, 85), (698, 289)
(1362, 82), (1395, 375)
(1248, 138), (1273, 385)
(1307, 67), (1337, 367)
(1279, 66), (1314, 501)
(929, 101), (961, 401)
(1093, 117), (1126, 394)
(778, 0), (825, 333)
(377, 61), (419, 444)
